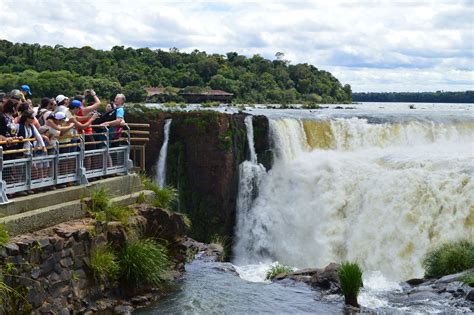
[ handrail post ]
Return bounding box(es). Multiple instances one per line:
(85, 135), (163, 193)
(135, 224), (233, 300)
(124, 125), (133, 174)
(25, 145), (32, 192)
(104, 127), (109, 176)
(77, 135), (88, 185)
(54, 141), (59, 186)
(0, 147), (9, 204)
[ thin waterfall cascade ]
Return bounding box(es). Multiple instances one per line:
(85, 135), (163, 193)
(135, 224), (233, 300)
(156, 119), (172, 188)
(234, 116), (474, 281)
(234, 116), (267, 260)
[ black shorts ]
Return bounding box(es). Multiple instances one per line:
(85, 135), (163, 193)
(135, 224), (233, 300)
(84, 134), (96, 150)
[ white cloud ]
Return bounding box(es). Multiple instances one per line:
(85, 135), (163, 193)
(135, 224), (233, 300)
(0, 0), (472, 92)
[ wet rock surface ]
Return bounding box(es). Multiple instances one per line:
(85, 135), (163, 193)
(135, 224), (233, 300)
(273, 264), (474, 313)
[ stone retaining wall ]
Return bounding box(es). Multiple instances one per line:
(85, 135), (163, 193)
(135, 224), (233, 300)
(1, 204), (187, 314)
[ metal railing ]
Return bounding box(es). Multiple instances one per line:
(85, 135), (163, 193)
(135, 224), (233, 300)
(0, 125), (133, 204)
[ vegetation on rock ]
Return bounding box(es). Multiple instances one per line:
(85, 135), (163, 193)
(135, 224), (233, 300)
(120, 239), (170, 287)
(338, 261), (363, 307)
(86, 187), (134, 225)
(423, 239), (474, 278)
(90, 245), (120, 284)
(265, 263), (293, 280)
(0, 224), (9, 246)
(463, 272), (474, 287)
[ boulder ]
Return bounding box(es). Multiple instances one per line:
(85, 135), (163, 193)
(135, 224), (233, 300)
(310, 263), (341, 292)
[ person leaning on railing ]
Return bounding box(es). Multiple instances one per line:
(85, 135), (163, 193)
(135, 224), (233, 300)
(45, 112), (74, 153)
(0, 99), (23, 157)
(17, 110), (46, 154)
(14, 102), (41, 130)
(71, 90), (101, 150)
(92, 93), (126, 146)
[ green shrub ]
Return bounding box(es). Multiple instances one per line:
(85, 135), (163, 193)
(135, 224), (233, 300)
(0, 225), (9, 246)
(120, 239), (170, 287)
(265, 263), (293, 280)
(338, 261), (363, 307)
(423, 240), (474, 278)
(462, 272), (474, 286)
(90, 245), (120, 283)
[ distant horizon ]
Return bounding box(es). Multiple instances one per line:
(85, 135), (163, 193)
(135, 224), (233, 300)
(0, 0), (471, 93)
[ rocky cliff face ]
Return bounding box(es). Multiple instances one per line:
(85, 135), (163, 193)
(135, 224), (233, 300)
(126, 109), (271, 243)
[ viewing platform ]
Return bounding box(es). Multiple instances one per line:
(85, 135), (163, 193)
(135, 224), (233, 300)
(0, 123), (151, 236)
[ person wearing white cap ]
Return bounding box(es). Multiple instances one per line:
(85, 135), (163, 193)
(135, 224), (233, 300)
(55, 95), (69, 114)
(45, 111), (74, 145)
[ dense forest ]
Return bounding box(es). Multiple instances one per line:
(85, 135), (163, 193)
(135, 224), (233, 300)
(0, 40), (351, 104)
(353, 91), (474, 103)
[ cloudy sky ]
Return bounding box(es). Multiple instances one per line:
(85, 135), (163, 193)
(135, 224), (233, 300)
(0, 0), (472, 92)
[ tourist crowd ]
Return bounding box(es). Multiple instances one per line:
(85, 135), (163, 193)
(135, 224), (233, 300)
(0, 85), (128, 195)
(0, 85), (126, 157)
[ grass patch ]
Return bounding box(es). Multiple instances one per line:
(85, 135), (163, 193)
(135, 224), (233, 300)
(105, 204), (134, 225)
(86, 187), (134, 224)
(152, 186), (177, 210)
(90, 245), (120, 284)
(338, 261), (363, 307)
(136, 191), (146, 204)
(265, 263), (293, 280)
(120, 239), (170, 287)
(181, 213), (192, 229)
(139, 173), (177, 210)
(0, 225), (9, 246)
(88, 186), (110, 213)
(423, 239), (474, 278)
(462, 272), (474, 287)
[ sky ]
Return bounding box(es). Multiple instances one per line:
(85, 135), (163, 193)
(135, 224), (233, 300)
(0, 0), (473, 92)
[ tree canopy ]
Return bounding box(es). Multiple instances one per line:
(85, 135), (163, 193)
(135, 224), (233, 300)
(353, 91), (474, 103)
(0, 40), (351, 104)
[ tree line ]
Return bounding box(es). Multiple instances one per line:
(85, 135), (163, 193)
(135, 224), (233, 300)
(353, 91), (474, 103)
(0, 40), (352, 104)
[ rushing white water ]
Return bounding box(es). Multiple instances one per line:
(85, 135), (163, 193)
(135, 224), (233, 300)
(234, 116), (267, 262)
(155, 119), (172, 188)
(234, 115), (474, 281)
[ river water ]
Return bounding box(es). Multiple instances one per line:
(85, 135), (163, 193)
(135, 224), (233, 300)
(138, 102), (473, 314)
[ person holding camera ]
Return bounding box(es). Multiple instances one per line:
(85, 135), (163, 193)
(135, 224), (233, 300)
(74, 89), (101, 148)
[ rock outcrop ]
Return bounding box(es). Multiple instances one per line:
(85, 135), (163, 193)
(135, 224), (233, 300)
(126, 109), (271, 244)
(1, 204), (188, 314)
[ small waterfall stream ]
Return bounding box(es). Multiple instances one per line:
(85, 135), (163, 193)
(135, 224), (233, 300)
(233, 116), (267, 263)
(155, 119), (172, 188)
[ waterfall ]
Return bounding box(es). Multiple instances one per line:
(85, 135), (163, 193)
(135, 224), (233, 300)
(156, 119), (172, 188)
(234, 116), (474, 281)
(234, 116), (267, 261)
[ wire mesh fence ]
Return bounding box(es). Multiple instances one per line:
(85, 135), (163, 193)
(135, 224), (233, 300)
(0, 126), (134, 203)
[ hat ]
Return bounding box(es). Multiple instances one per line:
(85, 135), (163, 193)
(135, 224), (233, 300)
(20, 85), (32, 96)
(51, 112), (66, 120)
(9, 89), (22, 100)
(70, 100), (82, 108)
(55, 95), (69, 104)
(38, 126), (49, 134)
